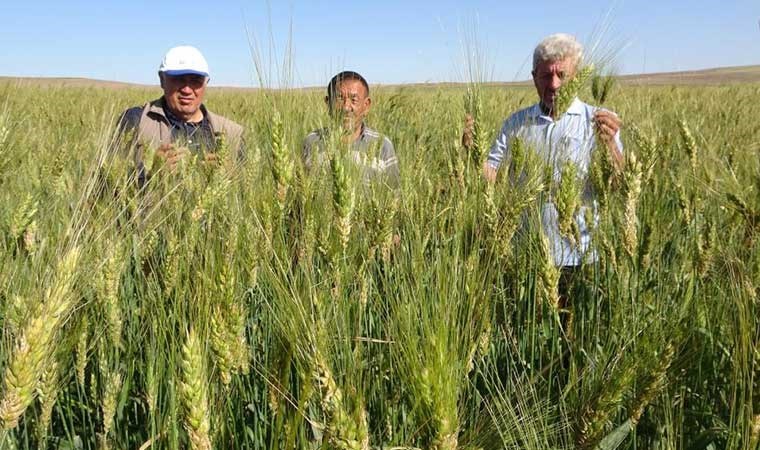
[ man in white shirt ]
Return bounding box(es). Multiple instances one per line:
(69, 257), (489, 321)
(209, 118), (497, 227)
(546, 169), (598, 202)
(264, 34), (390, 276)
(473, 33), (623, 268)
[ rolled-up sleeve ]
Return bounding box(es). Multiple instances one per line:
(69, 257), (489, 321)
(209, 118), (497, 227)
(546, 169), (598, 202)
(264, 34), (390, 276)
(486, 118), (516, 170)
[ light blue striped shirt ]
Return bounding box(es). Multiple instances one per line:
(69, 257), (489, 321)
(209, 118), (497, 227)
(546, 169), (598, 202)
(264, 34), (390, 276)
(486, 98), (622, 267)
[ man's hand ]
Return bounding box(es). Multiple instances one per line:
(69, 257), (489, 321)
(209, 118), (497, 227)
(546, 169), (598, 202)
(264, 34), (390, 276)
(482, 161), (498, 183)
(462, 114), (475, 150)
(594, 110), (624, 172)
(153, 144), (190, 173)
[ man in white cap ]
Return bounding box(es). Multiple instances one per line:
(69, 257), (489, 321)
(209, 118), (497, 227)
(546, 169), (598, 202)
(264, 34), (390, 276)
(116, 45), (244, 185)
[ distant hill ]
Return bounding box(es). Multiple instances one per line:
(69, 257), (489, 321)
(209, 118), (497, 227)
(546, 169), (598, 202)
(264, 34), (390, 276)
(616, 65), (760, 85)
(0, 77), (148, 89)
(398, 65), (760, 89)
(2, 65), (759, 90)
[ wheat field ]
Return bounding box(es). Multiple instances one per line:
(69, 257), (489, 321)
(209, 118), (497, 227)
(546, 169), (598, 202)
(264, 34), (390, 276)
(0, 77), (758, 449)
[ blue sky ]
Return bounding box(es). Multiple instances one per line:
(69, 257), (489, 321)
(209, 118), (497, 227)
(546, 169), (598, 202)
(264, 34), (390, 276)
(1, 1), (758, 87)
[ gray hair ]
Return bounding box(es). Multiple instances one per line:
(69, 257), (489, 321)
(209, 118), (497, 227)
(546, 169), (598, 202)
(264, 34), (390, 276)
(532, 33), (583, 71)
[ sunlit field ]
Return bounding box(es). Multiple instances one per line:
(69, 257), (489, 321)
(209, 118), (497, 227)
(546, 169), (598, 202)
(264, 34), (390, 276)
(0, 77), (758, 449)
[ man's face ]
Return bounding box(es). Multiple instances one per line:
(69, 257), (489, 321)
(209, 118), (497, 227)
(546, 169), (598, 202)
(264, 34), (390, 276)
(532, 57), (577, 114)
(161, 73), (208, 121)
(326, 79), (371, 132)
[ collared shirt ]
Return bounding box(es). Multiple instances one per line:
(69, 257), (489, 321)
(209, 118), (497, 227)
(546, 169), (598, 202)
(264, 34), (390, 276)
(162, 104), (216, 155)
(302, 124), (400, 188)
(486, 97), (623, 267)
(117, 98), (246, 186)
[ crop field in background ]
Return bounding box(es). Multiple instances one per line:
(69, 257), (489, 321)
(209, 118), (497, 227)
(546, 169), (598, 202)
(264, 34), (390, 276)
(0, 77), (758, 449)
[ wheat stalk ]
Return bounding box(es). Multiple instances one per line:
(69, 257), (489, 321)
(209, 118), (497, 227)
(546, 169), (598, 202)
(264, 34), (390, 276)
(180, 328), (212, 450)
(538, 230), (560, 310)
(629, 344), (675, 425)
(313, 349), (370, 450)
(555, 65), (594, 117)
(678, 119), (698, 175)
(463, 87), (489, 166)
(622, 150), (642, 258)
(556, 160), (581, 247)
(76, 316), (89, 387)
(96, 244), (124, 349)
(271, 112), (293, 215)
(0, 247), (80, 429)
(99, 365), (122, 450)
(35, 358), (60, 443)
(331, 153), (355, 254)
(9, 193), (37, 241)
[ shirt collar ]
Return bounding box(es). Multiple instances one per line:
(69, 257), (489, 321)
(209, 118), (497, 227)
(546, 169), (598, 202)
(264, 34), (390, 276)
(358, 122), (370, 141)
(322, 122), (368, 143)
(565, 98), (584, 115)
(529, 97), (584, 121)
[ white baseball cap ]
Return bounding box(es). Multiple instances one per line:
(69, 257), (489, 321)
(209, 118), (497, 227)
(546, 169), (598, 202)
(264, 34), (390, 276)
(159, 46), (209, 78)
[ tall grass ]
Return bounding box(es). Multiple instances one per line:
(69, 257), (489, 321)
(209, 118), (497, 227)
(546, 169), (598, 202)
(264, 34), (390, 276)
(0, 78), (757, 449)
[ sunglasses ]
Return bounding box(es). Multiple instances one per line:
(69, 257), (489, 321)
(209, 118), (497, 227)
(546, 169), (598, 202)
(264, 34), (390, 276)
(164, 74), (208, 89)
